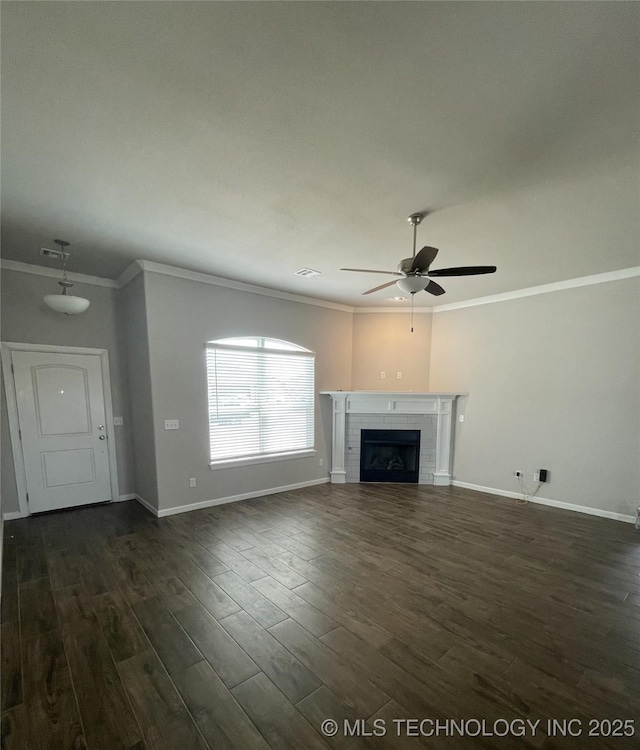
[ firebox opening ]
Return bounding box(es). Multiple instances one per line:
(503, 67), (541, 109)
(360, 429), (420, 483)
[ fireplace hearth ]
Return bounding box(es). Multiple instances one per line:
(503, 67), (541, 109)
(360, 429), (420, 483)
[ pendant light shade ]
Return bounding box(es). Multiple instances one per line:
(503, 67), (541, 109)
(43, 293), (91, 315)
(42, 239), (91, 315)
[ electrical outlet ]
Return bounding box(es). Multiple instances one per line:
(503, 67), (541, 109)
(164, 419), (180, 430)
(113, 416), (123, 426)
(396, 371), (403, 379)
(380, 371), (386, 379)
(319, 458), (324, 466)
(513, 470), (522, 478)
(458, 415), (465, 423)
(534, 469), (549, 483)
(189, 478), (196, 488)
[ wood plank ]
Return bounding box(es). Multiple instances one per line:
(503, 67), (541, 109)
(131, 596), (202, 677)
(19, 577), (57, 641)
(173, 660), (270, 750)
(214, 570), (288, 628)
(252, 576), (338, 638)
(269, 618), (389, 717)
(293, 581), (392, 648)
(220, 610), (321, 703)
(296, 686), (373, 750)
(1, 539), (19, 624)
(173, 560), (241, 621)
(173, 602), (260, 688)
(1, 705), (27, 750)
(231, 673), (330, 750)
(199, 541), (267, 583)
(240, 547), (308, 589)
(92, 589), (148, 663)
(55, 585), (145, 750)
(117, 650), (207, 750)
(45, 549), (83, 590)
(1, 622), (22, 711)
(22, 630), (87, 750)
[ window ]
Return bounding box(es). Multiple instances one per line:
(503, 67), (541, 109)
(206, 337), (315, 466)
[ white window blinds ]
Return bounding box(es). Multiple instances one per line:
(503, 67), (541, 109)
(206, 338), (315, 463)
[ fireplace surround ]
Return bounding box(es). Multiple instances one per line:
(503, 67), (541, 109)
(320, 392), (463, 486)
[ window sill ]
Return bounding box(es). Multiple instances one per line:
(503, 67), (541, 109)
(209, 449), (316, 471)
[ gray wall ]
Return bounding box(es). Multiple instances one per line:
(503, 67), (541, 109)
(119, 272), (159, 507)
(142, 270), (353, 512)
(1, 268), (135, 514)
(351, 312), (431, 392)
(3, 264), (637, 522)
(429, 277), (640, 517)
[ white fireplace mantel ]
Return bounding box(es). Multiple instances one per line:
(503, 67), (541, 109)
(320, 391), (464, 486)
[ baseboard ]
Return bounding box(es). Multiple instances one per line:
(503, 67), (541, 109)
(2, 510), (27, 520)
(155, 477), (330, 518)
(452, 480), (636, 524)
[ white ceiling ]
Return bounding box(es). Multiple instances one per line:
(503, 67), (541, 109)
(2, 2), (639, 307)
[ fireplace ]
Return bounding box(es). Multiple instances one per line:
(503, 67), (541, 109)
(360, 429), (420, 483)
(321, 391), (462, 485)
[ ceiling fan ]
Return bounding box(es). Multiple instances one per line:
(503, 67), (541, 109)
(341, 213), (496, 297)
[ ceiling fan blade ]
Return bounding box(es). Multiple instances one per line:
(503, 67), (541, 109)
(425, 280), (446, 296)
(362, 280), (398, 295)
(429, 265), (497, 277)
(411, 246), (439, 273)
(341, 268), (402, 276)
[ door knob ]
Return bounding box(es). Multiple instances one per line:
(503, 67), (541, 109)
(99, 435), (106, 440)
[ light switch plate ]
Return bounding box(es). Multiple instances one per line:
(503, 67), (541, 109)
(164, 419), (180, 430)
(113, 416), (124, 426)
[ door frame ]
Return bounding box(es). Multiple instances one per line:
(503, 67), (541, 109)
(1, 342), (120, 517)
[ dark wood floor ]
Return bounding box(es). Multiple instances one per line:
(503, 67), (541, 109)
(2, 484), (639, 749)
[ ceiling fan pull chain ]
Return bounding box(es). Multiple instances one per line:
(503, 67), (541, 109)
(411, 293), (414, 333)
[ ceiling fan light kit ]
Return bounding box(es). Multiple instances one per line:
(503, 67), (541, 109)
(396, 275), (429, 295)
(42, 240), (91, 315)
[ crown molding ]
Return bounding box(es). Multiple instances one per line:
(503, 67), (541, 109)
(353, 307), (433, 314)
(431, 267), (640, 313)
(137, 260), (355, 313)
(3, 257), (637, 313)
(1, 259), (119, 288)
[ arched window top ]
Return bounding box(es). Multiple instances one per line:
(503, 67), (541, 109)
(208, 336), (311, 353)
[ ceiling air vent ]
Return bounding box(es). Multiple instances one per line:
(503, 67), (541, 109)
(294, 268), (321, 278)
(40, 247), (69, 260)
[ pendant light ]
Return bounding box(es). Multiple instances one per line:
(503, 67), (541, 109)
(43, 240), (91, 315)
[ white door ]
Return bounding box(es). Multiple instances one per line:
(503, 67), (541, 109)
(12, 350), (113, 513)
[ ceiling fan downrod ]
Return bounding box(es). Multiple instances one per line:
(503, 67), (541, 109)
(408, 213), (424, 261)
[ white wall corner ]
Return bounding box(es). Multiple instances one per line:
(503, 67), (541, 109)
(134, 494), (159, 517)
(115, 261), (144, 289)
